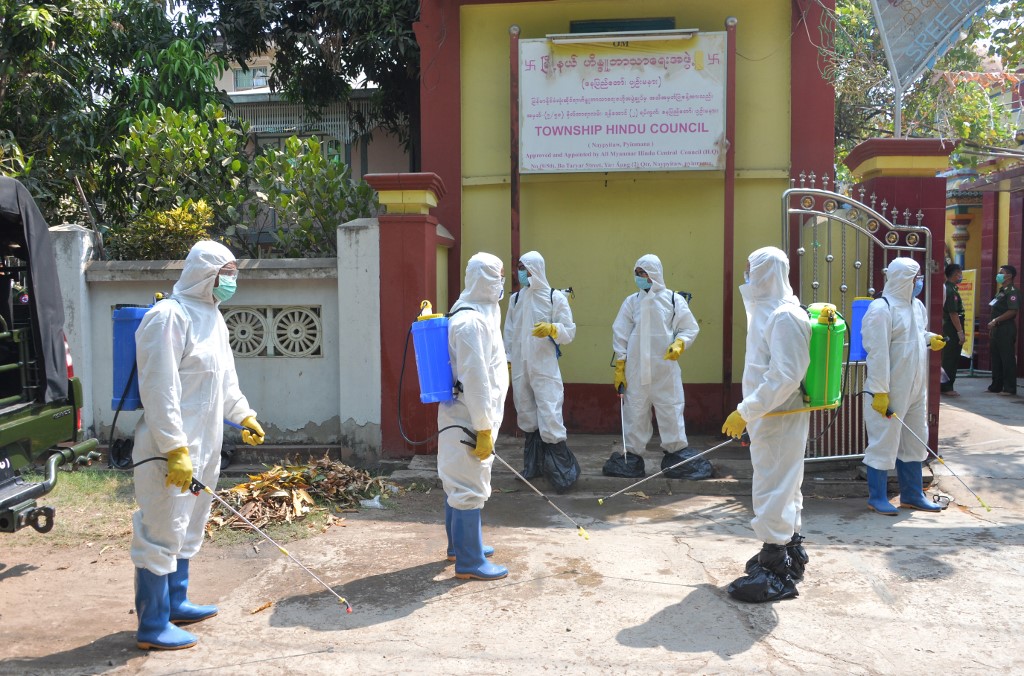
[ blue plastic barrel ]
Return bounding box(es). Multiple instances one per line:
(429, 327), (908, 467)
(848, 297), (872, 361)
(411, 316), (454, 403)
(112, 305), (150, 410)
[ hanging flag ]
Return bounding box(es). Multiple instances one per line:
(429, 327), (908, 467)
(870, 0), (992, 92)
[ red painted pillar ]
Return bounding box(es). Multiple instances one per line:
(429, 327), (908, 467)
(365, 173), (450, 458)
(844, 138), (956, 452)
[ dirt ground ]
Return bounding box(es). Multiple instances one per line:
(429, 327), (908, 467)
(3, 375), (1024, 674)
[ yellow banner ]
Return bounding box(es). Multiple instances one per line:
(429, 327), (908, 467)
(958, 269), (976, 358)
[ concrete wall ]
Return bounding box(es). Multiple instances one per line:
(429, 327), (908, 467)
(50, 222), (385, 464)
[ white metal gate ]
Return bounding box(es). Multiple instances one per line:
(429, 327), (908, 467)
(782, 172), (934, 462)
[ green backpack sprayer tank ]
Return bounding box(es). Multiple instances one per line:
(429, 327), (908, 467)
(804, 302), (846, 410)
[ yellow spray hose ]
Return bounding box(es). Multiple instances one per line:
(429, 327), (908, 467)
(190, 478), (353, 612)
(887, 413), (992, 512)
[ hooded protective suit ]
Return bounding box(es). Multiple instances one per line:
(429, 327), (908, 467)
(130, 241), (255, 575)
(438, 253), (509, 510)
(862, 257), (937, 469)
(612, 254), (699, 454)
(737, 247), (811, 545)
(503, 251), (575, 443)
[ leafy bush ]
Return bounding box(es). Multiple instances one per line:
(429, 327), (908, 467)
(106, 200), (213, 260)
(115, 103), (250, 236)
(246, 136), (378, 257)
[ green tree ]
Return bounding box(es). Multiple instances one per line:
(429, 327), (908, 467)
(0, 0), (225, 221)
(113, 103), (250, 248)
(248, 136), (378, 258)
(821, 0), (1023, 180)
(185, 0), (421, 168)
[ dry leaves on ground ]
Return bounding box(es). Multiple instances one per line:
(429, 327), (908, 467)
(207, 453), (397, 532)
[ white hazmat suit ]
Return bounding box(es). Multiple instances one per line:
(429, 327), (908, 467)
(862, 257), (936, 469)
(437, 253), (509, 511)
(130, 241), (255, 575)
(612, 254), (699, 455)
(736, 247), (811, 545)
(504, 251), (575, 443)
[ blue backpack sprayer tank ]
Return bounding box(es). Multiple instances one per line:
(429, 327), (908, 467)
(410, 301), (455, 404)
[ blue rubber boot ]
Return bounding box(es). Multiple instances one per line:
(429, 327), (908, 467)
(168, 559), (218, 625)
(445, 502), (493, 562)
(452, 508), (507, 581)
(866, 466), (898, 515)
(896, 460), (942, 512)
(135, 568), (198, 650)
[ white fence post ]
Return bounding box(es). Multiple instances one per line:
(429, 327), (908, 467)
(337, 217), (382, 464)
(50, 224), (98, 433)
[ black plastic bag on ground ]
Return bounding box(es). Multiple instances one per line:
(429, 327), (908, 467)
(661, 449), (713, 480)
(541, 441), (580, 493)
(522, 431), (543, 479)
(602, 451), (645, 478)
(727, 562), (799, 603)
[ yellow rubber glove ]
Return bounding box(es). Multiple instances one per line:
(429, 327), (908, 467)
(871, 392), (891, 417)
(613, 360), (627, 393)
(165, 447), (193, 492)
(663, 338), (685, 361)
(928, 335), (947, 351)
(532, 322), (558, 339)
(472, 429), (494, 461)
(722, 410), (747, 439)
(241, 416), (265, 446)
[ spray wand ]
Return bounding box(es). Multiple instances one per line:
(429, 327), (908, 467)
(868, 392), (991, 512)
(459, 430), (589, 540)
(597, 436), (739, 505)
(188, 476), (352, 612)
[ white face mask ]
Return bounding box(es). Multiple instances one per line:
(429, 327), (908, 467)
(743, 270), (750, 284)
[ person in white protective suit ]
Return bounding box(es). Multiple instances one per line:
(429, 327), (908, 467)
(611, 254), (699, 465)
(439, 252), (510, 581)
(503, 251), (576, 480)
(130, 241), (265, 650)
(722, 247), (810, 602)
(861, 257), (946, 515)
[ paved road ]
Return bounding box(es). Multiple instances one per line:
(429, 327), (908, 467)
(2, 375), (1023, 674)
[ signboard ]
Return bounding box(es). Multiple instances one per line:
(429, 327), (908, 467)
(958, 269), (976, 358)
(519, 32), (727, 174)
(870, 0), (989, 92)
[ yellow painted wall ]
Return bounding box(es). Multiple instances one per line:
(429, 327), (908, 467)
(944, 207), (983, 274)
(461, 1), (793, 384)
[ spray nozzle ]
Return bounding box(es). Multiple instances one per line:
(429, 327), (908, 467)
(417, 300), (443, 321)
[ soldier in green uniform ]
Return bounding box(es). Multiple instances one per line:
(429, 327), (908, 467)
(986, 265), (1019, 396)
(941, 263), (966, 396)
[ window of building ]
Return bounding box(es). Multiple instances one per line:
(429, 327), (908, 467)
(234, 67), (269, 90)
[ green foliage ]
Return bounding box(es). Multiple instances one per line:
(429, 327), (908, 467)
(247, 136), (379, 258)
(820, 0), (1020, 181)
(0, 0), (225, 221)
(188, 0), (422, 165)
(114, 103), (250, 237)
(106, 200), (213, 261)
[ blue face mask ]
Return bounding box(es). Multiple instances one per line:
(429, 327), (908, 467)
(996, 273), (1006, 284)
(913, 278), (924, 297)
(635, 275), (652, 291)
(518, 270), (530, 287)
(213, 275), (237, 302)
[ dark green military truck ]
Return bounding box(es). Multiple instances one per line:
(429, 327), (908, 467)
(0, 177), (99, 534)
